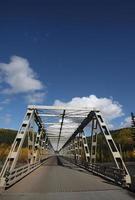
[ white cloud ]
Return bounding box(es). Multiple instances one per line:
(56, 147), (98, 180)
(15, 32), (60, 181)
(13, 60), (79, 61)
(48, 95), (123, 150)
(0, 56), (45, 104)
(25, 92), (45, 104)
(47, 118), (79, 150)
(0, 56), (43, 94)
(54, 95), (124, 121)
(120, 116), (131, 128)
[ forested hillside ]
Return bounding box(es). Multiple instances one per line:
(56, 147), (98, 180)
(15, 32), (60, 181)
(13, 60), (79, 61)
(0, 127), (135, 162)
(0, 128), (17, 144)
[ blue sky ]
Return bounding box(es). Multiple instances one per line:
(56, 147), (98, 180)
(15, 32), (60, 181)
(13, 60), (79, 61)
(0, 0), (135, 129)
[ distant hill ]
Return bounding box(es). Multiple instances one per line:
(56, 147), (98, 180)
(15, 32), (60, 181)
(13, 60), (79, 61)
(0, 127), (135, 145)
(0, 127), (135, 162)
(112, 128), (135, 146)
(0, 128), (17, 145)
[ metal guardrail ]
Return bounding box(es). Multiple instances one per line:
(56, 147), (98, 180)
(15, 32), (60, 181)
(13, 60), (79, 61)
(62, 156), (127, 187)
(2, 156), (52, 188)
(5, 161), (42, 187)
(88, 163), (126, 186)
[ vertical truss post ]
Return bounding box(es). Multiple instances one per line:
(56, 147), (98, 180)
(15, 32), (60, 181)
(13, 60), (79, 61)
(68, 143), (71, 159)
(67, 144), (70, 159)
(94, 111), (131, 185)
(69, 141), (73, 160)
(90, 118), (98, 164)
(74, 138), (78, 163)
(67, 145), (69, 158)
(78, 132), (83, 162)
(82, 130), (90, 163)
(71, 139), (76, 162)
(70, 140), (74, 160)
(75, 134), (79, 162)
(28, 126), (35, 164)
(73, 138), (76, 162)
(33, 126), (44, 163)
(69, 144), (72, 159)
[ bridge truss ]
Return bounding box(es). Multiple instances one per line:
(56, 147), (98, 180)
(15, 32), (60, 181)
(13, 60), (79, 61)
(0, 105), (131, 189)
(131, 112), (135, 127)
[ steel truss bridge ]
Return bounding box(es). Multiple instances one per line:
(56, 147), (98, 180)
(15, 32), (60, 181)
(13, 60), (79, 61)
(0, 105), (135, 199)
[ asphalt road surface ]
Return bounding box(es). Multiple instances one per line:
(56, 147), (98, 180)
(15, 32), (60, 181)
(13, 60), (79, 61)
(1, 156), (135, 200)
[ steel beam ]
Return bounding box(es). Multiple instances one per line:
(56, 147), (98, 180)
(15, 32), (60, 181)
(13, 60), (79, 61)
(57, 110), (66, 150)
(28, 105), (94, 111)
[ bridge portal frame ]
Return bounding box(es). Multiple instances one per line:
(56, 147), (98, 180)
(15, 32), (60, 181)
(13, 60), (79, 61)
(0, 105), (132, 189)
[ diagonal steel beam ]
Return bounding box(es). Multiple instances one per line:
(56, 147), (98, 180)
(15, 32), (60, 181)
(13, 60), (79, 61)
(59, 111), (96, 151)
(56, 109), (66, 150)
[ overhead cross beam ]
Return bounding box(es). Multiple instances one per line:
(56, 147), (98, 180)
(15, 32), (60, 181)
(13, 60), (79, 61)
(28, 105), (93, 111)
(27, 105), (93, 151)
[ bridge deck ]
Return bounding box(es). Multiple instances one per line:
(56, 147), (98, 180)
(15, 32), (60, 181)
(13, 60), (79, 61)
(1, 156), (135, 200)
